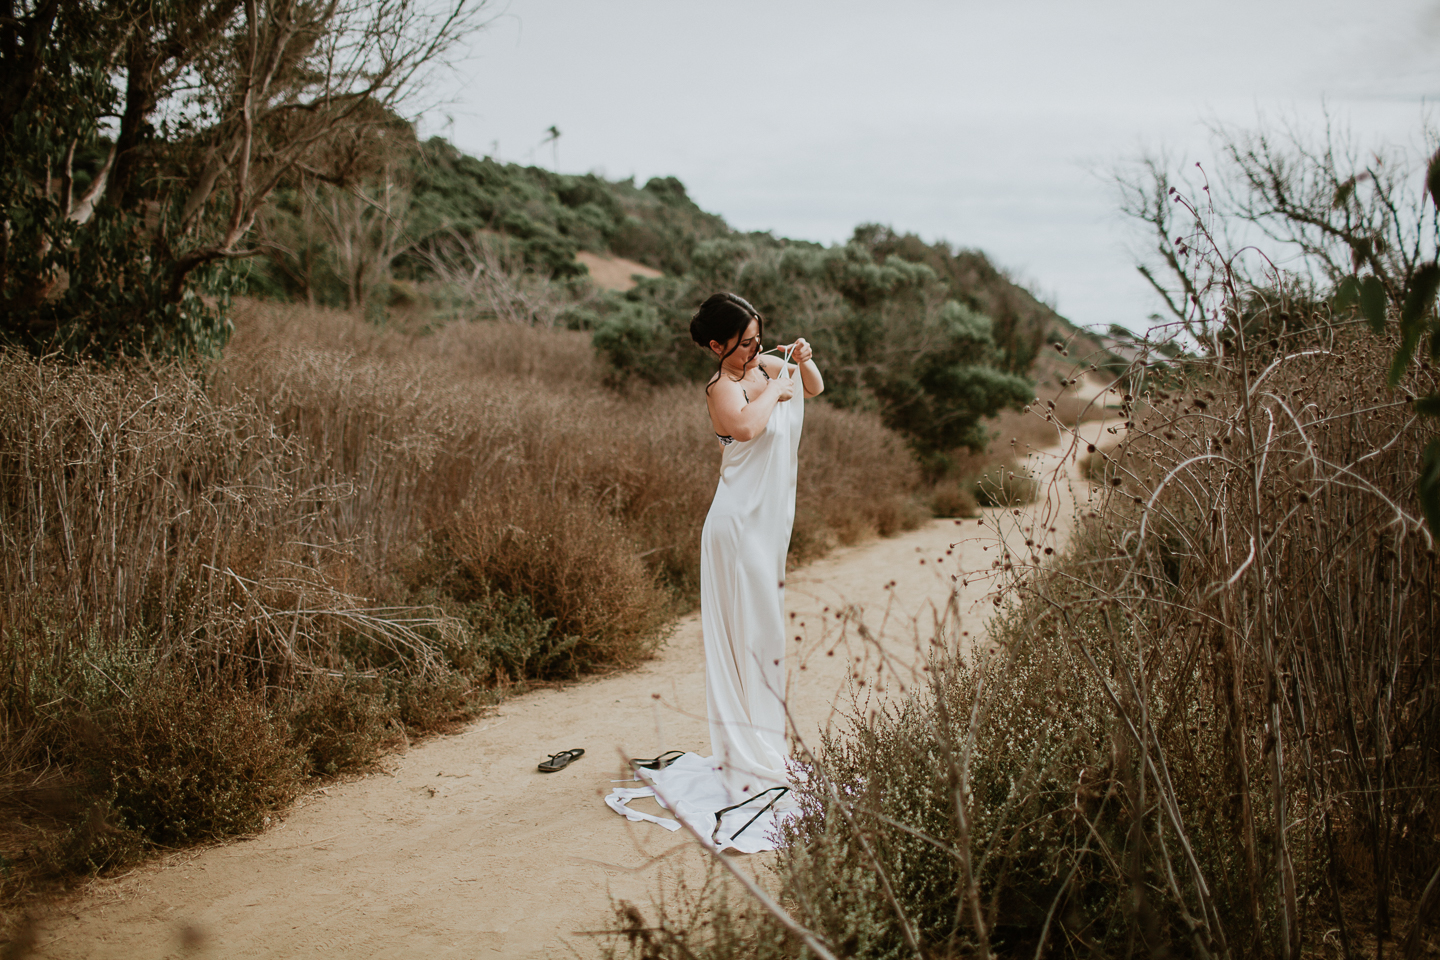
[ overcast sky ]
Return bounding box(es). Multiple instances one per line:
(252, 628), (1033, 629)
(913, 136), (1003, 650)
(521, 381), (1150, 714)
(426, 1), (1440, 333)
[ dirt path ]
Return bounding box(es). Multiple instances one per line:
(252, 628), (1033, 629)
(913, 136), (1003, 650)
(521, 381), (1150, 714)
(33, 422), (1111, 960)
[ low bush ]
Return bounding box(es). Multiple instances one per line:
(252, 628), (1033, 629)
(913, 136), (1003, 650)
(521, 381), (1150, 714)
(287, 673), (397, 777)
(440, 485), (671, 674)
(449, 586), (576, 683)
(927, 482), (980, 518)
(11, 648), (307, 877)
(78, 666), (305, 850)
(791, 401), (930, 556)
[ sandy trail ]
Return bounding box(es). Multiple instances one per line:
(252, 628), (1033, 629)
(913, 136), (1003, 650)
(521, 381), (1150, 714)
(33, 421), (1111, 960)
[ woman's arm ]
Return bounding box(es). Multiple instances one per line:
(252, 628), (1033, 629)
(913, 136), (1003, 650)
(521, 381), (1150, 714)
(707, 374), (796, 442)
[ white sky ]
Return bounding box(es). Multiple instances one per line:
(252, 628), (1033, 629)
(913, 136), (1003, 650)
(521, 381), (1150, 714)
(426, 1), (1440, 333)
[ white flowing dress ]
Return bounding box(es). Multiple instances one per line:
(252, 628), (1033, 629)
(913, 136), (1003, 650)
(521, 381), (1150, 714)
(605, 363), (804, 853)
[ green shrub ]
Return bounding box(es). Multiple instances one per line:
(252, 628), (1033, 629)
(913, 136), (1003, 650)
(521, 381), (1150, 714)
(74, 665), (306, 848)
(459, 587), (579, 683)
(40, 795), (148, 878)
(387, 670), (483, 732)
(441, 485), (672, 676)
(287, 674), (397, 776)
(592, 300), (669, 385)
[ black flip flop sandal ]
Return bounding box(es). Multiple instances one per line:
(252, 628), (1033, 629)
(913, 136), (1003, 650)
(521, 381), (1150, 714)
(538, 748), (584, 773)
(630, 749), (686, 771)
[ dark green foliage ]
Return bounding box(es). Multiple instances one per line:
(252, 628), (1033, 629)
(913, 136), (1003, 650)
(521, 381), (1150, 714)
(0, 1), (236, 358)
(388, 670), (481, 731)
(1333, 273), (1389, 333)
(43, 796), (149, 877)
(865, 301), (1035, 461)
(240, 136), (733, 311)
(592, 300), (670, 384)
(610, 176), (734, 275)
(1422, 437), (1440, 539)
(456, 588), (580, 682)
(851, 223), (1051, 375)
(401, 139), (729, 282)
(1393, 261), (1440, 386)
(36, 215), (238, 357)
(1361, 274), (1389, 333)
(407, 143), (582, 278)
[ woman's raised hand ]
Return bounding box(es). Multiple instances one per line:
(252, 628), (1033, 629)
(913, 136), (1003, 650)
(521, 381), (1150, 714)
(788, 338), (813, 365)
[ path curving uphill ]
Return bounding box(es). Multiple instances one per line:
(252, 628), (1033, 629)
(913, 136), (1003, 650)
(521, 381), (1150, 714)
(32, 421), (1113, 960)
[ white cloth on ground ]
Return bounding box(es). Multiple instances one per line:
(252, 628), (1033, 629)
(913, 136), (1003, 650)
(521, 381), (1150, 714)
(604, 753), (797, 854)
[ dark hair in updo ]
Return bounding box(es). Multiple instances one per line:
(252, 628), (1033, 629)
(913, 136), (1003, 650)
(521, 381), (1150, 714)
(690, 292), (762, 393)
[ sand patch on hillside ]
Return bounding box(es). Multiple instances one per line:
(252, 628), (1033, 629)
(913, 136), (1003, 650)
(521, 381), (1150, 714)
(576, 252), (662, 291)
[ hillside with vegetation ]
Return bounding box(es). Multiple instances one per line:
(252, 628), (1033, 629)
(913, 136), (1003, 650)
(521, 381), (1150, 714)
(243, 135), (1105, 472)
(1, 17), (1109, 926)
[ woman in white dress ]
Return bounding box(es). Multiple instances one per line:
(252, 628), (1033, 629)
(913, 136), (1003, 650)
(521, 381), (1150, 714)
(606, 293), (824, 852)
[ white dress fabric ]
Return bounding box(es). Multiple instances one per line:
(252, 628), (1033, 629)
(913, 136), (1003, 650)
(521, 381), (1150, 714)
(605, 362), (804, 853)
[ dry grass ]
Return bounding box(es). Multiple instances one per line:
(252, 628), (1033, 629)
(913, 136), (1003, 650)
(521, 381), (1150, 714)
(0, 297), (924, 928)
(792, 402), (930, 559)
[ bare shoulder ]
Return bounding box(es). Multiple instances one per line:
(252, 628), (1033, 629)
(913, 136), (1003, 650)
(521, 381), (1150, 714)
(706, 373), (745, 406)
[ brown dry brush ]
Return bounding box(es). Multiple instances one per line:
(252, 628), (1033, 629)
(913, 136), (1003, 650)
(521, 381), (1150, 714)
(600, 320), (1438, 958)
(1065, 326), (1439, 958)
(0, 300), (921, 921)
